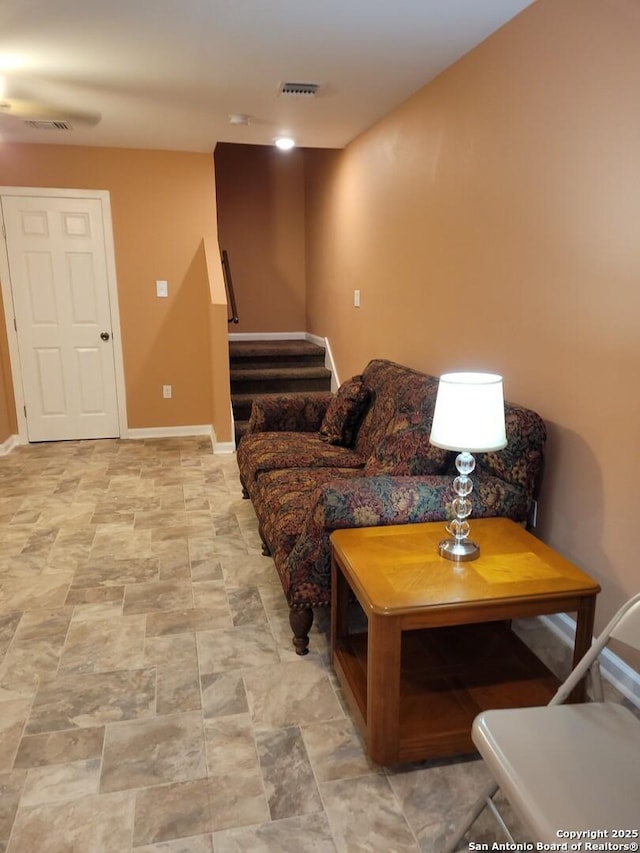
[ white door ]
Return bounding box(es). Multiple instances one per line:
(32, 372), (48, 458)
(1, 194), (121, 441)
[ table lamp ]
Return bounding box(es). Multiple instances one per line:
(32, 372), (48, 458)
(429, 372), (507, 561)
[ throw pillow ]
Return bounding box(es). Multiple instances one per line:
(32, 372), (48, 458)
(319, 376), (371, 446)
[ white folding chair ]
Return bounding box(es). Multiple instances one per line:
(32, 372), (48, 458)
(444, 592), (640, 851)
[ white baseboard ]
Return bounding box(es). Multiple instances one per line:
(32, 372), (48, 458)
(213, 440), (235, 454)
(128, 423), (233, 455)
(0, 434), (21, 455)
(127, 425), (214, 440)
(539, 612), (640, 707)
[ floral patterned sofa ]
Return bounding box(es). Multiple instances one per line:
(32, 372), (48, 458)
(236, 359), (546, 655)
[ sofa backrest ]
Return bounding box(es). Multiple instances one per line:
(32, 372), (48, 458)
(352, 359), (547, 504)
(354, 360), (440, 460)
(475, 401), (547, 499)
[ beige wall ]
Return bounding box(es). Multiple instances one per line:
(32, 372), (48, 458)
(215, 143), (306, 333)
(0, 291), (15, 442)
(305, 0), (640, 631)
(0, 143), (226, 435)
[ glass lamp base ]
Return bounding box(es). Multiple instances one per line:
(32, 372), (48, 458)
(438, 538), (480, 562)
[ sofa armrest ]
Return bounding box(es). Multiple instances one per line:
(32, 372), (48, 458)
(284, 472), (530, 609)
(318, 472), (530, 529)
(247, 392), (333, 434)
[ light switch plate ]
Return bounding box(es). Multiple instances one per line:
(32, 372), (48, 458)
(156, 280), (168, 298)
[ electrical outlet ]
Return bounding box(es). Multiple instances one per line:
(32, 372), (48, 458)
(163, 385), (172, 399)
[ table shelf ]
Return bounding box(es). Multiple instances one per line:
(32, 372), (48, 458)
(334, 622), (560, 763)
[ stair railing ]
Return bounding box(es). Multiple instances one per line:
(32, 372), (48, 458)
(221, 249), (239, 325)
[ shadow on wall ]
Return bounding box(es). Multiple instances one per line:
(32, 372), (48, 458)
(538, 420), (618, 595)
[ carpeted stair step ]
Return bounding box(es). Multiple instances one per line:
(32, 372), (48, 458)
(229, 340), (326, 368)
(229, 339), (332, 447)
(230, 365), (331, 395)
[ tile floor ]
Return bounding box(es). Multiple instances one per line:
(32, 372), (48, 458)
(0, 437), (605, 852)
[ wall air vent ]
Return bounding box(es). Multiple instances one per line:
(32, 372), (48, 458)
(24, 120), (74, 130)
(279, 82), (319, 97)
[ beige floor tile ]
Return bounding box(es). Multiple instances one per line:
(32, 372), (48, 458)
(145, 634), (201, 714)
(197, 625), (280, 675)
(0, 438), (599, 853)
(209, 768), (270, 831)
(145, 607), (229, 637)
(133, 778), (213, 846)
(189, 558), (223, 583)
(0, 769), (26, 849)
(213, 812), (337, 853)
(203, 715), (259, 775)
(123, 580), (194, 615)
(0, 700), (32, 774)
(0, 573), (73, 612)
(200, 672), (249, 719)
(26, 668), (156, 734)
(14, 727), (105, 770)
(227, 587), (268, 627)
(21, 757), (102, 807)
(133, 836), (213, 853)
(320, 774), (420, 852)
(301, 719), (379, 782)
(243, 660), (345, 728)
(71, 556), (159, 588)
(220, 553), (281, 587)
(100, 711), (207, 793)
(191, 580), (232, 616)
(58, 613), (146, 675)
(255, 725), (322, 821)
(0, 613), (22, 658)
(9, 790), (135, 852)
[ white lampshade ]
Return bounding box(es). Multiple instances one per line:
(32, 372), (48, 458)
(430, 372), (507, 453)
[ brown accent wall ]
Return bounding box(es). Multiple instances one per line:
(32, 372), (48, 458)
(215, 143), (306, 333)
(0, 144), (224, 432)
(305, 0), (640, 630)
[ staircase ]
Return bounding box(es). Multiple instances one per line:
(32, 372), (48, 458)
(229, 339), (332, 446)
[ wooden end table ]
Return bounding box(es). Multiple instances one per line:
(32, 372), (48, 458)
(330, 517), (600, 765)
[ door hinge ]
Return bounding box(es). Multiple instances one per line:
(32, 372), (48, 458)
(1, 221), (5, 239)
(23, 405), (27, 418)
(13, 317), (17, 332)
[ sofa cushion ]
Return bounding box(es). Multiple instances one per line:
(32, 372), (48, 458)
(237, 431), (366, 487)
(319, 376), (371, 446)
(363, 412), (452, 476)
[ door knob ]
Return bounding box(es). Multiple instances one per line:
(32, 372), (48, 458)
(100, 331), (110, 341)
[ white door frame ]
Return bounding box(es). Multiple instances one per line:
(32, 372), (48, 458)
(0, 187), (128, 442)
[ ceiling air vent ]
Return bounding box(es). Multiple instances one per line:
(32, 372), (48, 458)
(24, 120), (74, 131)
(279, 82), (319, 97)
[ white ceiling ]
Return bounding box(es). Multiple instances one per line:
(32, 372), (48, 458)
(0, 0), (534, 153)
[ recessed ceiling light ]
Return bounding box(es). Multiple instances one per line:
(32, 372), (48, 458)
(274, 136), (295, 151)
